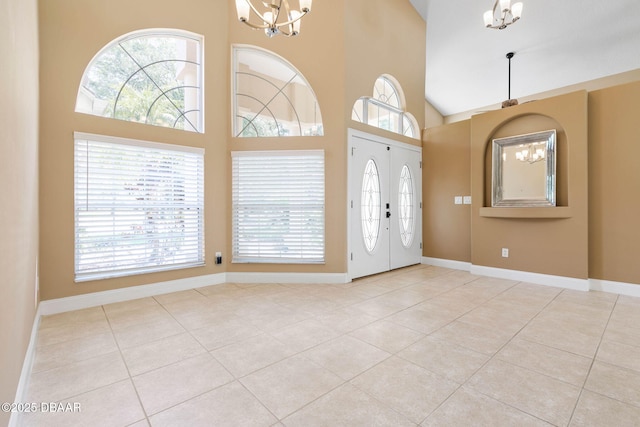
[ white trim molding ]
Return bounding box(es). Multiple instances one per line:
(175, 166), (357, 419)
(39, 273), (227, 316)
(226, 272), (349, 285)
(590, 279), (640, 298)
(422, 257), (471, 271)
(470, 265), (589, 291)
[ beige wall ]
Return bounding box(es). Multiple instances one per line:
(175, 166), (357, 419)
(423, 120), (471, 262)
(588, 81), (640, 284)
(38, 0), (425, 299)
(0, 0), (39, 422)
(423, 83), (640, 286)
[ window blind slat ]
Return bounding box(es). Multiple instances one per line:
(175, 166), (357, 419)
(74, 135), (205, 281)
(231, 150), (325, 264)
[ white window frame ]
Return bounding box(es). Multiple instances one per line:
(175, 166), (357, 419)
(231, 150), (325, 264)
(74, 132), (205, 281)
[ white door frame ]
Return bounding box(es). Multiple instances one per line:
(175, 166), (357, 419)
(347, 128), (422, 281)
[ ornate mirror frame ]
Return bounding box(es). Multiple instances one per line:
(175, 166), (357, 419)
(492, 129), (557, 207)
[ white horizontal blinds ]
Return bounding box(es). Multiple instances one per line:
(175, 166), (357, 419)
(74, 132), (205, 281)
(232, 150), (325, 263)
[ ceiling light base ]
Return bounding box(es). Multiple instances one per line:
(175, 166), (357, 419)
(501, 99), (519, 108)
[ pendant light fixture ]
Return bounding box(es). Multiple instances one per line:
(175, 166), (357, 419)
(484, 0), (523, 30)
(235, 0), (312, 38)
(502, 52), (519, 108)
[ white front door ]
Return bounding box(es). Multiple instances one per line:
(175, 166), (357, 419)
(348, 130), (422, 280)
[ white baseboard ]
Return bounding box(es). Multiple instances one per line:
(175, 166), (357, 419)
(422, 257), (471, 272)
(226, 272), (350, 285)
(470, 265), (589, 291)
(590, 279), (640, 297)
(39, 273), (227, 316)
(9, 305), (42, 427)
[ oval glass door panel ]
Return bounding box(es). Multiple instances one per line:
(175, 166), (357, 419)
(361, 159), (381, 253)
(398, 164), (415, 248)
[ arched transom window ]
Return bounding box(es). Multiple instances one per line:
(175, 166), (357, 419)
(76, 29), (204, 133)
(233, 45), (323, 138)
(352, 75), (419, 139)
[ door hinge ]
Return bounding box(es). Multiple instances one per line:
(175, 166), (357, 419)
(420, 242), (423, 249)
(350, 253), (353, 261)
(351, 200), (353, 208)
(351, 147), (355, 156)
(420, 202), (422, 209)
(419, 161), (422, 169)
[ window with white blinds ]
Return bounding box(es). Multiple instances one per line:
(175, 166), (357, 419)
(74, 132), (205, 281)
(232, 150), (325, 264)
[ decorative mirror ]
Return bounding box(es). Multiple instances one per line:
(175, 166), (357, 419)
(492, 129), (556, 207)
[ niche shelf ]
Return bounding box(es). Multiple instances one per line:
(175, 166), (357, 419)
(479, 207), (572, 219)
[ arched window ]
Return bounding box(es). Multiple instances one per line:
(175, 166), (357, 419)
(76, 29), (203, 133)
(233, 45), (323, 137)
(352, 75), (419, 139)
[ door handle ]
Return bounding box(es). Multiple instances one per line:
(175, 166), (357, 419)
(386, 211), (391, 218)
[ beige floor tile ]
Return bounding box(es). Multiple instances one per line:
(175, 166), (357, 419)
(351, 295), (413, 318)
(496, 338), (592, 386)
(121, 332), (206, 376)
(149, 381), (277, 427)
(584, 361), (640, 407)
(602, 319), (640, 348)
(133, 353), (234, 415)
(27, 351), (129, 403)
(387, 306), (454, 335)
(349, 320), (425, 353)
(282, 382), (414, 427)
(211, 333), (296, 378)
(398, 336), (489, 384)
(456, 305), (532, 334)
(270, 319), (339, 352)
(429, 320), (514, 355)
(102, 296), (160, 315)
(348, 282), (393, 298)
(153, 289), (207, 305)
(422, 386), (552, 427)
(190, 317), (262, 351)
(597, 339), (640, 373)
(240, 354), (343, 419)
(313, 306), (378, 333)
(301, 335), (391, 380)
(36, 316), (112, 348)
(570, 389), (640, 427)
(467, 359), (581, 426)
(517, 317), (603, 357)
(32, 332), (118, 373)
(20, 379), (145, 427)
(111, 316), (186, 350)
(38, 306), (107, 330)
(251, 309), (312, 333)
(351, 356), (458, 423)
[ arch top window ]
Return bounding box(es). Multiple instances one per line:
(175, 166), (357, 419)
(233, 45), (323, 138)
(76, 29), (203, 133)
(352, 75), (419, 140)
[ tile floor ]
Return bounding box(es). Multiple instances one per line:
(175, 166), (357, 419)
(19, 265), (640, 426)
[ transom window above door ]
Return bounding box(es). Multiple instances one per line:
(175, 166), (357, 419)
(75, 29), (204, 133)
(352, 75), (419, 139)
(233, 45), (324, 138)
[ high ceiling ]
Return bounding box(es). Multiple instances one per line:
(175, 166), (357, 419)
(410, 0), (640, 117)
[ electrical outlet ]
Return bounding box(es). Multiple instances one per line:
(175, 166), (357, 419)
(454, 196), (463, 205)
(501, 248), (509, 258)
(463, 196), (472, 205)
(215, 252), (222, 265)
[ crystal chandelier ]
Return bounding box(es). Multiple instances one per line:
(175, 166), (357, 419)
(484, 0), (523, 30)
(235, 0), (312, 37)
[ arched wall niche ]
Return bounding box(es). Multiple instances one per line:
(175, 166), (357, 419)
(482, 113), (568, 207)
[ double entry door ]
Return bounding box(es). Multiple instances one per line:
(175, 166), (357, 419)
(348, 130), (422, 280)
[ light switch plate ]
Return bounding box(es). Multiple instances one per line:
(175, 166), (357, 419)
(454, 196), (463, 205)
(463, 196), (472, 205)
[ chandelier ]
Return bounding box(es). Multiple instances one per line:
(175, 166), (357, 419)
(235, 0), (312, 37)
(484, 0), (523, 30)
(515, 143), (546, 164)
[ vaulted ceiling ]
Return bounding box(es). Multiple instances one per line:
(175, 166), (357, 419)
(410, 0), (640, 116)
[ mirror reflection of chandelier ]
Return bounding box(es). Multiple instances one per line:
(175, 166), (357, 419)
(235, 0), (312, 37)
(515, 142), (546, 164)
